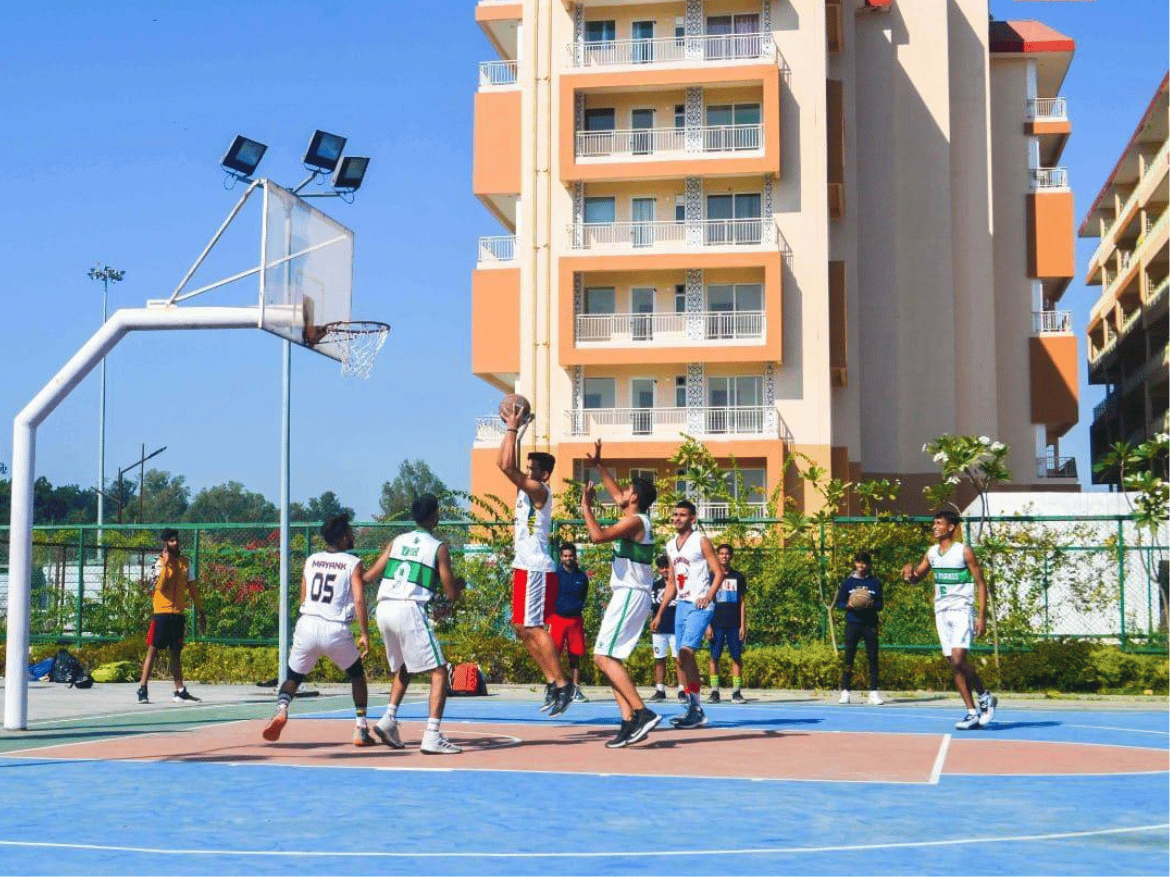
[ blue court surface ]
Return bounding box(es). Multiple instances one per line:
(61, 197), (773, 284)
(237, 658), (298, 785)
(0, 691), (1166, 876)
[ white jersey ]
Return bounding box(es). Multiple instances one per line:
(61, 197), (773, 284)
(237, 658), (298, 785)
(300, 551), (361, 623)
(666, 531), (711, 603)
(610, 513), (655, 592)
(378, 529), (444, 603)
(928, 542), (976, 610)
(513, 483), (556, 572)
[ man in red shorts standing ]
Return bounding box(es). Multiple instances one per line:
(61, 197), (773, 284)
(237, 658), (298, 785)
(498, 403), (575, 717)
(550, 542), (590, 702)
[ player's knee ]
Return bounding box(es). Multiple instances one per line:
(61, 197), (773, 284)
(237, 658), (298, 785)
(344, 658), (365, 680)
(286, 668), (307, 685)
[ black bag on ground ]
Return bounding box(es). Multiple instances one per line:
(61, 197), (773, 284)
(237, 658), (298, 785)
(49, 649), (94, 689)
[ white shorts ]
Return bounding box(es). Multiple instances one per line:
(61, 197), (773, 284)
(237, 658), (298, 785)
(652, 632), (677, 659)
(935, 605), (973, 656)
(377, 599), (446, 673)
(288, 613), (361, 676)
(593, 588), (651, 660)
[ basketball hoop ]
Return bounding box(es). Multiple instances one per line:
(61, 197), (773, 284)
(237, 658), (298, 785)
(306, 320), (390, 379)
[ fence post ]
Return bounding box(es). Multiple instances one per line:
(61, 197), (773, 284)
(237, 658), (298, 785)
(819, 520), (828, 641)
(192, 526), (201, 642)
(76, 529), (85, 647)
(1117, 517), (1127, 651)
(1042, 552), (1050, 634)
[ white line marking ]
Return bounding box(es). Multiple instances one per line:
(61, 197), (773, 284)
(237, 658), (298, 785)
(0, 824), (1163, 858)
(1067, 724), (1170, 737)
(929, 734), (951, 784)
(0, 718), (256, 758)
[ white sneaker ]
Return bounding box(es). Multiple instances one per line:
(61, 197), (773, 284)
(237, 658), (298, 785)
(867, 691), (885, 706)
(955, 711), (980, 731)
(420, 731), (462, 755)
(977, 693), (997, 727)
(373, 721), (404, 750)
(838, 690), (850, 705)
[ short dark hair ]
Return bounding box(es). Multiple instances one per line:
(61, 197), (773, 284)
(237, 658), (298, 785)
(411, 494), (440, 526)
(933, 509), (961, 527)
(853, 550), (872, 565)
(630, 476), (657, 512)
(717, 543), (733, 555)
(528, 452), (556, 474)
(320, 514), (351, 547)
(159, 528), (179, 541)
(559, 542), (577, 555)
(675, 499), (696, 515)
(656, 554), (669, 570)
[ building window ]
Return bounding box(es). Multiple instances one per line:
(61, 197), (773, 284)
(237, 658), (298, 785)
(705, 193), (762, 244)
(584, 107), (615, 132)
(583, 287), (615, 314)
(675, 376), (687, 407)
(584, 196), (616, 224)
(707, 376), (763, 433)
(706, 283), (763, 338)
(584, 377), (615, 410)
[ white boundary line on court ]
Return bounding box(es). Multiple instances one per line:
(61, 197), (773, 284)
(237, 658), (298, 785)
(0, 823), (1164, 859)
(1067, 723), (1170, 737)
(928, 733), (951, 784)
(0, 718), (257, 759)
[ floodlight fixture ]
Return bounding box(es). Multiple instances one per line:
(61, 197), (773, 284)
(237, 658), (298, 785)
(303, 129), (347, 173)
(332, 156), (370, 192)
(220, 135), (268, 178)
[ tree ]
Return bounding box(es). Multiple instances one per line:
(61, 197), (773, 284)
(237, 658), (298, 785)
(290, 490), (354, 522)
(378, 460), (453, 521)
(136, 469), (190, 523)
(185, 481), (277, 523)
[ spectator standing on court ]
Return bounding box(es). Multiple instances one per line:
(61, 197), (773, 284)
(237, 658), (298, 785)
(903, 509), (997, 730)
(649, 554), (686, 703)
(364, 494), (466, 755)
(137, 528), (205, 704)
(653, 500), (724, 729)
(707, 543), (747, 704)
(262, 515), (373, 746)
(834, 550), (884, 705)
(580, 440), (661, 749)
(551, 542), (591, 702)
(497, 403), (575, 718)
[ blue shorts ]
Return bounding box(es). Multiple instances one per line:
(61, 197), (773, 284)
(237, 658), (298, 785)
(674, 601), (714, 652)
(709, 626), (743, 662)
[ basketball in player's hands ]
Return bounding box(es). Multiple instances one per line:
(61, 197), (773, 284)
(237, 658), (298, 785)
(499, 393), (532, 423)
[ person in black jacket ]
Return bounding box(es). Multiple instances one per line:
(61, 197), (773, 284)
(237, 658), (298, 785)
(835, 551), (884, 705)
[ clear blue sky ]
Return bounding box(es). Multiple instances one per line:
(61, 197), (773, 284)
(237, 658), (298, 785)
(0, 1), (1166, 519)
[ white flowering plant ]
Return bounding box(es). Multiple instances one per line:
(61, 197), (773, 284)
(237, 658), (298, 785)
(921, 434), (1012, 518)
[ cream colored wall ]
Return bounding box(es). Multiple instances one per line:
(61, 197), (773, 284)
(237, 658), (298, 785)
(991, 57), (1045, 483)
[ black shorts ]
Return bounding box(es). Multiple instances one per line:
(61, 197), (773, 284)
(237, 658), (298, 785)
(147, 613), (186, 651)
(708, 626), (743, 662)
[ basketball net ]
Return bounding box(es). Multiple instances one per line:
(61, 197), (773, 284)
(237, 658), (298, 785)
(317, 321), (390, 379)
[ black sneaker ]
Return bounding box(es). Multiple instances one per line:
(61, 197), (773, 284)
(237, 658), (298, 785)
(673, 705), (708, 729)
(136, 686), (148, 704)
(538, 682), (556, 713)
(173, 687), (200, 703)
(605, 719), (635, 749)
(707, 690), (721, 704)
(648, 689), (667, 703)
(677, 689), (688, 703)
(546, 684), (575, 718)
(731, 690), (746, 704)
(626, 708), (661, 745)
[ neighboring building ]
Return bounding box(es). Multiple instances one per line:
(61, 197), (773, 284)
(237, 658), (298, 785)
(1081, 74), (1169, 486)
(470, 1), (1078, 515)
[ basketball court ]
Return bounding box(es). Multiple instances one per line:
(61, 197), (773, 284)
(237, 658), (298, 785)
(0, 684), (1165, 875)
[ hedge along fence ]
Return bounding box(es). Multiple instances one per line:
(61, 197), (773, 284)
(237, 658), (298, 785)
(0, 514), (1166, 655)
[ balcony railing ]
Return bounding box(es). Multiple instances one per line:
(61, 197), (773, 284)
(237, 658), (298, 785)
(1031, 167), (1069, 190)
(1036, 456), (1077, 479)
(1147, 276), (1169, 309)
(1092, 394), (1118, 421)
(576, 310), (764, 343)
(575, 123), (762, 159)
(566, 405), (774, 438)
(478, 60), (517, 87)
(475, 416), (508, 443)
(570, 218), (770, 250)
(1138, 209), (1168, 248)
(1025, 97), (1068, 120)
(1032, 310), (1072, 334)
(477, 235), (516, 264)
(567, 32), (775, 68)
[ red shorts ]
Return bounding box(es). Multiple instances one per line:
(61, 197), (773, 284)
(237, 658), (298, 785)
(549, 613), (586, 657)
(512, 569), (558, 628)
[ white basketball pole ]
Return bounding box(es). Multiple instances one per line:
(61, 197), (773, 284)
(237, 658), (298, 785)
(5, 306), (264, 731)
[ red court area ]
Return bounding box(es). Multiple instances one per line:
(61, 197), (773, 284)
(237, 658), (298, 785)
(21, 720), (1169, 783)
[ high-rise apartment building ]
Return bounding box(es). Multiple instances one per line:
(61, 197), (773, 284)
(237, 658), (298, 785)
(1082, 74), (1168, 486)
(470, 1), (1078, 514)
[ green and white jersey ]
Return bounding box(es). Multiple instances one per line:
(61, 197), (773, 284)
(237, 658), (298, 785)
(611, 513), (655, 592)
(927, 542), (975, 610)
(378, 529), (444, 604)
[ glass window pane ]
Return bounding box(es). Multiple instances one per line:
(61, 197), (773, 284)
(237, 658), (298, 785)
(733, 193), (761, 218)
(675, 105), (685, 128)
(707, 285), (733, 311)
(584, 287), (615, 314)
(735, 284), (763, 311)
(706, 105), (733, 127)
(584, 108), (615, 131)
(675, 375), (686, 406)
(585, 20), (615, 42)
(675, 285), (686, 312)
(735, 377), (762, 405)
(584, 378), (615, 409)
(706, 15), (732, 35)
(734, 104), (761, 125)
(584, 197), (615, 223)
(706, 194), (733, 219)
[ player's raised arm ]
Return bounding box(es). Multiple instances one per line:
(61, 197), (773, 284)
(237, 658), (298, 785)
(497, 405), (545, 499)
(583, 439), (623, 503)
(580, 480), (644, 545)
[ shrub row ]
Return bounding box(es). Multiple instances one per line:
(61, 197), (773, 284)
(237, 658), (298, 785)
(7, 635), (1166, 696)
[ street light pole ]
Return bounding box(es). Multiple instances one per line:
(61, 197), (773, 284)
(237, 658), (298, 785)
(87, 264), (124, 542)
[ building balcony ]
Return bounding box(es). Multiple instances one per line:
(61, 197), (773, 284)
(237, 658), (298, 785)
(1035, 455), (1077, 480)
(575, 311), (764, 346)
(1092, 393), (1118, 422)
(478, 60), (518, 88)
(1032, 310), (1072, 335)
(575, 123), (763, 161)
(565, 32), (776, 69)
(477, 235), (516, 265)
(475, 416), (508, 444)
(1030, 166), (1069, 190)
(569, 218), (778, 252)
(565, 405), (777, 440)
(1025, 97), (1068, 121)
(1121, 344), (1169, 397)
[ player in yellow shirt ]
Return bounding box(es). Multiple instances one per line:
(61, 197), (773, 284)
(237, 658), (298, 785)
(137, 528), (205, 704)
